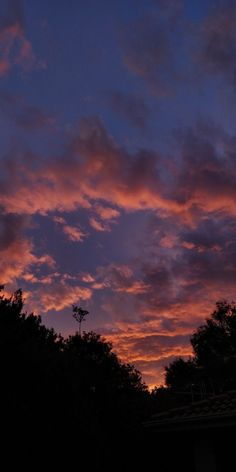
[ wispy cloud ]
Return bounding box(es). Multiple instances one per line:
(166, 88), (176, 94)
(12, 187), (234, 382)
(53, 216), (87, 242)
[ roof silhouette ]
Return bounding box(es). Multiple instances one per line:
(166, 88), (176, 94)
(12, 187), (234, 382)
(145, 390), (236, 432)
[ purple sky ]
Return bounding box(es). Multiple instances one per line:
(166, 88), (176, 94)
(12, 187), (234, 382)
(1, 0), (236, 387)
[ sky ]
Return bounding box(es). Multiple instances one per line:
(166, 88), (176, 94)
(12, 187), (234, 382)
(1, 0), (236, 388)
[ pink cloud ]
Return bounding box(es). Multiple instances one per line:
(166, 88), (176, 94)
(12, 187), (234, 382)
(62, 225), (86, 242)
(94, 204), (120, 221)
(97, 312), (194, 386)
(0, 237), (55, 285)
(89, 217), (111, 232)
(53, 216), (86, 242)
(5, 117), (234, 221)
(53, 216), (66, 224)
(89, 204), (120, 232)
(81, 273), (95, 283)
(27, 282), (92, 313)
(0, 238), (36, 284)
(22, 273), (57, 285)
(0, 211), (55, 285)
(115, 281), (149, 295)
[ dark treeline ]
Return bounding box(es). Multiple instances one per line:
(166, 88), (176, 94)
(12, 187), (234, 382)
(2, 287), (236, 467)
(0, 287), (150, 468)
(152, 300), (236, 412)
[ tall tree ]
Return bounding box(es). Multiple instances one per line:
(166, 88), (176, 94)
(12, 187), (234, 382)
(164, 300), (236, 394)
(72, 305), (89, 335)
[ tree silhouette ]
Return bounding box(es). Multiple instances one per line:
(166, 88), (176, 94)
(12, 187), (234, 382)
(164, 300), (236, 396)
(72, 305), (89, 335)
(0, 287), (149, 467)
(165, 357), (197, 391)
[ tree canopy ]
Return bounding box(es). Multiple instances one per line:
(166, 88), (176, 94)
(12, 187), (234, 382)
(164, 300), (236, 397)
(5, 287), (236, 465)
(0, 287), (148, 467)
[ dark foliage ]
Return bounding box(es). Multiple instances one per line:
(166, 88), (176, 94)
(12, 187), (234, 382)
(165, 357), (197, 390)
(72, 305), (89, 335)
(152, 300), (236, 410)
(190, 300), (236, 393)
(0, 287), (149, 468)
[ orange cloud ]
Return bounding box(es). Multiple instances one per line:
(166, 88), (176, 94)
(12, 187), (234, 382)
(81, 273), (95, 283)
(88, 205), (120, 232)
(0, 238), (55, 284)
(0, 117), (178, 216)
(95, 205), (120, 221)
(0, 238), (35, 283)
(0, 211), (55, 285)
(89, 217), (111, 232)
(3, 118), (236, 225)
(27, 282), (92, 313)
(62, 225), (86, 242)
(102, 323), (193, 387)
(115, 280), (149, 294)
(89, 261), (236, 386)
(53, 216), (86, 242)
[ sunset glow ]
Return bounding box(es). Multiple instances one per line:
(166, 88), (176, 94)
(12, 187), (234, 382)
(1, 0), (236, 386)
